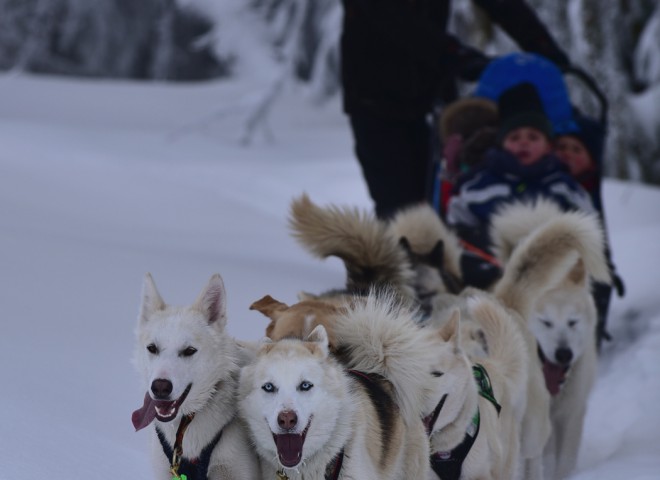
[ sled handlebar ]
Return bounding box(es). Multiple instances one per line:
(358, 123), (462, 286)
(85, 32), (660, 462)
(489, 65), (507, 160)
(562, 66), (608, 126)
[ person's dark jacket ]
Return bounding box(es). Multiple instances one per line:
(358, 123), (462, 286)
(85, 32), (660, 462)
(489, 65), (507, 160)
(341, 0), (570, 120)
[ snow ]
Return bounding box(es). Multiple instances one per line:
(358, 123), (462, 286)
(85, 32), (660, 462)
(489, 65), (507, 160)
(1, 73), (659, 479)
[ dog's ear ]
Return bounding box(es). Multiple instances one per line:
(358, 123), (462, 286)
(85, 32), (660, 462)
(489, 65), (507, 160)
(139, 272), (165, 322)
(567, 258), (588, 287)
(306, 325), (329, 357)
(250, 295), (289, 319)
(193, 274), (227, 328)
(264, 321), (276, 339)
(438, 309), (461, 353)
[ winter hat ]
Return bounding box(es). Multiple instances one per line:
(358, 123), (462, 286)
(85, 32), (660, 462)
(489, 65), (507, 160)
(475, 53), (578, 135)
(570, 110), (605, 166)
(497, 82), (553, 143)
(439, 97), (498, 143)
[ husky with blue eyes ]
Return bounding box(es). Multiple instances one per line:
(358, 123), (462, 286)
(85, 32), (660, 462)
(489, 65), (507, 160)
(238, 300), (432, 480)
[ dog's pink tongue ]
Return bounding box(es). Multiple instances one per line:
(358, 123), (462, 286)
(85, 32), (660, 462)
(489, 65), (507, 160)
(542, 361), (566, 396)
(274, 433), (304, 468)
(132, 392), (157, 431)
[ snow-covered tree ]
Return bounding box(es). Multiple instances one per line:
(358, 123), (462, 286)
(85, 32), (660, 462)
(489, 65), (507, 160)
(218, 0), (660, 183)
(1, 0), (659, 183)
(0, 0), (228, 79)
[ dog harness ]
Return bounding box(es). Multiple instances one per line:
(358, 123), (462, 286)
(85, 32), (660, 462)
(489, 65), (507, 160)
(429, 364), (501, 480)
(156, 413), (225, 480)
(472, 364), (502, 415)
(430, 410), (480, 480)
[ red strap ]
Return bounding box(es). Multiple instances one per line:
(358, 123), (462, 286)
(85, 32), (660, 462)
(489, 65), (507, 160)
(459, 240), (502, 268)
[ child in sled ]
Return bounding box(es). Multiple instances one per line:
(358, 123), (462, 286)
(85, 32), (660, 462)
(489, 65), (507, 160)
(556, 134), (596, 185)
(446, 82), (594, 289)
(555, 113), (626, 345)
(555, 115), (602, 195)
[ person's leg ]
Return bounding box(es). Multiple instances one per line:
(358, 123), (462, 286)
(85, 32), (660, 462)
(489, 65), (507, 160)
(349, 114), (430, 219)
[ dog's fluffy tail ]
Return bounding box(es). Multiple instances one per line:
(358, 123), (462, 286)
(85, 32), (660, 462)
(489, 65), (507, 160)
(289, 193), (415, 299)
(493, 202), (611, 318)
(490, 199), (563, 264)
(332, 291), (435, 426)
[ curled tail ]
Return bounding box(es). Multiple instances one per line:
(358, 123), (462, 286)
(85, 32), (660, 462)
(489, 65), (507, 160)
(332, 291), (435, 425)
(289, 193), (414, 298)
(494, 204), (611, 317)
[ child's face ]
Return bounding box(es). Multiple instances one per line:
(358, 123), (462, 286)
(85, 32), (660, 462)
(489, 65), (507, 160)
(555, 136), (594, 176)
(502, 127), (552, 166)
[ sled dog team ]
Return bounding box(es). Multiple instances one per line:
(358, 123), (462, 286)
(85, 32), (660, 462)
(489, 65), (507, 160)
(132, 194), (611, 480)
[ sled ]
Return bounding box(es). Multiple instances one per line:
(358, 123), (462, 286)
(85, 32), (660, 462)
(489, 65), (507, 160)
(427, 52), (623, 348)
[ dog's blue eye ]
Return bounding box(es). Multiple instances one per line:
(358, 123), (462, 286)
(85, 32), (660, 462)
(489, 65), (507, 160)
(147, 344), (159, 354)
(298, 381), (313, 392)
(262, 382), (276, 393)
(180, 346), (197, 357)
(432, 371), (444, 378)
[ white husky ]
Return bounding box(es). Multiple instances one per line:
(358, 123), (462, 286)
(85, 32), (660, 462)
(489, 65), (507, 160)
(423, 294), (528, 480)
(491, 200), (611, 479)
(132, 273), (260, 479)
(239, 293), (432, 480)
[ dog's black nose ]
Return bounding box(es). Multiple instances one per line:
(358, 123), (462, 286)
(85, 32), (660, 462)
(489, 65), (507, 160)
(277, 410), (298, 430)
(151, 379), (173, 399)
(555, 347), (573, 366)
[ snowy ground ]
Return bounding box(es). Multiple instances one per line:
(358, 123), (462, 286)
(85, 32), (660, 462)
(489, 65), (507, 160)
(1, 73), (659, 479)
